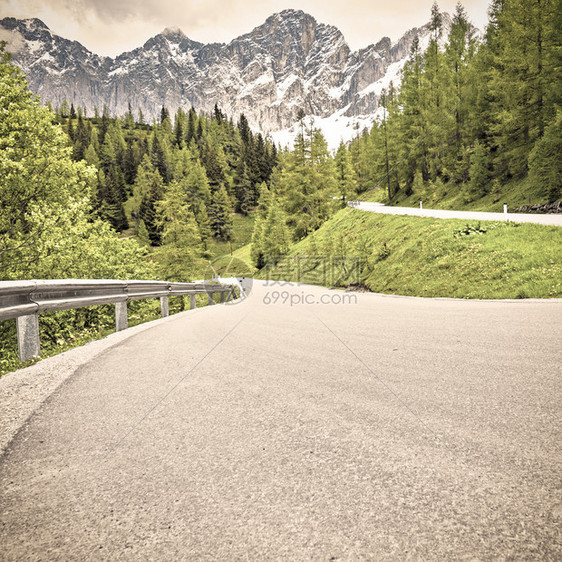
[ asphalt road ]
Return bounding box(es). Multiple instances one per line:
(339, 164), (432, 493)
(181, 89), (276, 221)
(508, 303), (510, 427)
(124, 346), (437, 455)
(349, 201), (562, 226)
(1, 281), (561, 560)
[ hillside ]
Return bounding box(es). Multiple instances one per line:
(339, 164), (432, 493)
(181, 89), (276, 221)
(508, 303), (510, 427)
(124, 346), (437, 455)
(257, 208), (562, 299)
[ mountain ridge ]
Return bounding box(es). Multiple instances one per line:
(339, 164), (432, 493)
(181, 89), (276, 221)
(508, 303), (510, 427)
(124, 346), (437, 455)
(0, 10), (453, 146)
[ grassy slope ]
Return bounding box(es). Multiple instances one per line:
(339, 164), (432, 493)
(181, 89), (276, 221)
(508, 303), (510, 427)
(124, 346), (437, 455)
(361, 177), (549, 212)
(206, 212), (256, 259)
(260, 208), (562, 299)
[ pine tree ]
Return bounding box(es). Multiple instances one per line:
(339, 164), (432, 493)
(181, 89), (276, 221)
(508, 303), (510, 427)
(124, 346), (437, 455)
(156, 180), (204, 280)
(67, 117), (75, 142)
(261, 199), (290, 266)
(397, 35), (429, 188)
(184, 156), (212, 208)
(208, 184), (233, 240)
(133, 155), (165, 241)
(335, 142), (358, 204)
(194, 203), (212, 249)
(150, 131), (172, 183)
(468, 140), (490, 199)
(377, 88), (401, 200)
(186, 107), (196, 144)
(72, 114), (90, 161)
(174, 108), (186, 147)
(276, 126), (338, 239)
(529, 110), (562, 202)
(489, 0), (558, 178)
(445, 2), (476, 157)
(123, 138), (141, 185)
(137, 219), (151, 246)
(234, 161), (253, 215)
(251, 184), (273, 268)
(124, 102), (135, 129)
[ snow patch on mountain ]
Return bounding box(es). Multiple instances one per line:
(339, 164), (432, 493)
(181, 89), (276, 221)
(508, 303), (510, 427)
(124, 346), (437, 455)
(271, 110), (375, 152)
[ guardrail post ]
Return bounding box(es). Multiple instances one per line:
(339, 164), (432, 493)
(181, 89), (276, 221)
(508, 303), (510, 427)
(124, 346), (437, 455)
(115, 302), (128, 331)
(208, 292), (214, 305)
(160, 296), (169, 317)
(220, 291), (226, 303)
(16, 313), (41, 362)
(190, 294), (196, 310)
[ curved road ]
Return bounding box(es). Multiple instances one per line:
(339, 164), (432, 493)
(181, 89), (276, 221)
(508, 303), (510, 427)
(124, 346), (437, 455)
(349, 201), (562, 226)
(1, 281), (561, 559)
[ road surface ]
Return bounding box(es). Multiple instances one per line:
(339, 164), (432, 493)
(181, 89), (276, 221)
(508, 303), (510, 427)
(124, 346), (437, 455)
(349, 201), (562, 226)
(1, 281), (561, 559)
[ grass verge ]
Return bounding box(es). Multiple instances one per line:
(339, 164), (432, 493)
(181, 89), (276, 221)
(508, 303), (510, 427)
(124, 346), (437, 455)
(258, 208), (562, 299)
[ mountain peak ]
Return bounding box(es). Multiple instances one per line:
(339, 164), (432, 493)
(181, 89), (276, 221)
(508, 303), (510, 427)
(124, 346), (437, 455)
(265, 9), (317, 26)
(0, 16), (50, 33)
(161, 26), (186, 41)
(276, 9), (309, 20)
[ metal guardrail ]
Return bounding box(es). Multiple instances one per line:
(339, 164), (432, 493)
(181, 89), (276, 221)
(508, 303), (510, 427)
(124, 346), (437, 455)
(0, 279), (236, 362)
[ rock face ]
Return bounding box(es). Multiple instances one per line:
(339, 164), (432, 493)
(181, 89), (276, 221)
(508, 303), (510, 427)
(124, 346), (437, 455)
(512, 200), (562, 214)
(0, 10), (447, 136)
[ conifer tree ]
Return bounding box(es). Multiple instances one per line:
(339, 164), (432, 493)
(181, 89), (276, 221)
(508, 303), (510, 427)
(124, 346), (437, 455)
(468, 140), (490, 199)
(194, 202), (212, 249)
(133, 155), (165, 241)
(174, 108), (186, 147)
(261, 199), (290, 266)
(208, 184), (233, 240)
(335, 141), (358, 204)
(234, 161), (253, 215)
(150, 131), (172, 184)
(72, 114), (90, 161)
(529, 110), (562, 202)
(156, 180), (204, 280)
(251, 183), (274, 268)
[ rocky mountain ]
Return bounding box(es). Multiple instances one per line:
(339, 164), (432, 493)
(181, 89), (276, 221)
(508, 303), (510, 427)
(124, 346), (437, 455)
(0, 10), (451, 146)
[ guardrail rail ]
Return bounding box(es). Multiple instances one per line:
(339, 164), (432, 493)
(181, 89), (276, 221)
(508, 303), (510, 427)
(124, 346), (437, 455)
(0, 279), (236, 362)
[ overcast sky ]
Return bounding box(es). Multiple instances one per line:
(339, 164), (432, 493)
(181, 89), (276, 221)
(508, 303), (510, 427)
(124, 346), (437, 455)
(1, 0), (492, 57)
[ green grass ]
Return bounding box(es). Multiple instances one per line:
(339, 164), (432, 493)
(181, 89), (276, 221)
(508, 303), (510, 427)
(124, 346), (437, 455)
(205, 212), (256, 259)
(259, 208), (562, 299)
(361, 176), (551, 212)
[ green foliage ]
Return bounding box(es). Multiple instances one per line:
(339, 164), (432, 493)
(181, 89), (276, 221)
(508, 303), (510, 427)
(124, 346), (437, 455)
(0, 44), (155, 373)
(529, 110), (562, 202)
(261, 208), (562, 299)
(453, 222), (489, 238)
(274, 124), (337, 240)
(468, 140), (490, 199)
(335, 141), (358, 204)
(156, 180), (204, 280)
(208, 185), (233, 241)
(345, 0), (559, 207)
(0, 45), (148, 282)
(251, 184), (273, 268)
(260, 199), (291, 265)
